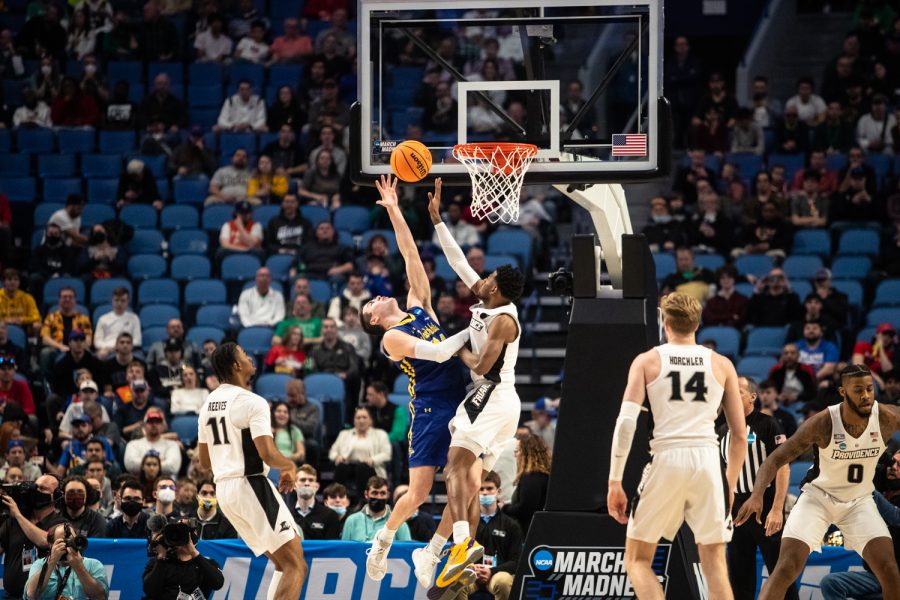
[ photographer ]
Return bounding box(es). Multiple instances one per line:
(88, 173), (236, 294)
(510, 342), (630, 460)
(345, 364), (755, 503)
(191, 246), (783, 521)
(143, 518), (225, 600)
(23, 523), (108, 600)
(0, 474), (65, 599)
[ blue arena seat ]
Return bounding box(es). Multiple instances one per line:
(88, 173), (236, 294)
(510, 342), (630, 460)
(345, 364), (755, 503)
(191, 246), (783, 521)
(171, 255), (212, 281)
(186, 326), (225, 347)
(865, 153), (892, 187)
(185, 279), (227, 306)
(253, 204), (280, 228)
(768, 153), (805, 181)
(393, 374), (411, 394)
(89, 278), (133, 307)
(188, 108), (219, 130)
(137, 155), (167, 178)
(791, 280), (812, 301)
(0, 177), (36, 202)
(220, 132), (257, 157)
(196, 304), (234, 328)
(87, 179), (118, 205)
(789, 461), (812, 495)
(237, 326), (273, 357)
(189, 63), (226, 86)
(300, 204), (330, 226)
(434, 255), (456, 282)
(57, 128), (95, 153)
(173, 179), (209, 205)
(782, 255), (823, 281)
(141, 326), (169, 352)
(484, 254), (518, 271)
(874, 280), (900, 308)
(692, 253), (725, 272)
(160, 205), (199, 231)
(139, 304), (180, 328)
(92, 303), (112, 325)
(98, 131), (136, 154)
(744, 326), (788, 357)
(0, 154), (30, 176)
(119, 204), (158, 229)
(43, 178), (82, 201)
(837, 229), (880, 257)
(265, 254), (295, 281)
(108, 61), (143, 84)
(268, 64), (302, 88)
(127, 230), (165, 254)
(831, 256), (871, 280)
(169, 229), (209, 256)
(228, 63), (264, 90)
(697, 326), (740, 358)
(487, 229), (532, 271)
(38, 154), (76, 178)
(6, 325), (26, 349)
(34, 202), (64, 227)
(734, 254), (775, 278)
(43, 277), (86, 306)
(724, 153), (764, 179)
(81, 204), (116, 227)
(826, 153), (848, 173)
(188, 84), (224, 108)
(221, 254), (261, 284)
(832, 279), (863, 309)
(128, 254), (167, 280)
(16, 128), (54, 153)
(360, 229), (398, 254)
(333, 206), (371, 234)
(867, 308), (900, 329)
(305, 373), (346, 427)
(170, 415), (200, 444)
(148, 62), (184, 85)
(255, 373), (293, 400)
(308, 279), (333, 304)
(202, 204), (234, 232)
(736, 356), (778, 382)
(82, 154), (122, 179)
(138, 278), (180, 306)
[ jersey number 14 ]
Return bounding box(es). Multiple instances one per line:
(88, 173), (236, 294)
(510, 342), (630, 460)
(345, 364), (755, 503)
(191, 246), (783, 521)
(667, 371), (708, 402)
(207, 416), (230, 445)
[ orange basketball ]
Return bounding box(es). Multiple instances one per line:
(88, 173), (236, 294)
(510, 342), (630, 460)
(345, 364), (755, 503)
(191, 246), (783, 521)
(390, 140), (432, 182)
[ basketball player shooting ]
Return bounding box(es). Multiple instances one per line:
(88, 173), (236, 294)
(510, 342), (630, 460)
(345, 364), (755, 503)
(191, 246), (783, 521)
(735, 364), (900, 600)
(427, 177), (527, 591)
(607, 293), (747, 600)
(360, 174), (472, 586)
(197, 343), (307, 600)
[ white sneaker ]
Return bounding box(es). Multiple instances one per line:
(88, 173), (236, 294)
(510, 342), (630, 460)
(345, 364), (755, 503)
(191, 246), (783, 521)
(365, 531), (392, 580)
(412, 547), (442, 588)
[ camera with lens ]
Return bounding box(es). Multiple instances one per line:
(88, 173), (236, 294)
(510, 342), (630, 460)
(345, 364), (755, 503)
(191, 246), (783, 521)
(63, 523), (88, 553)
(0, 482), (39, 518)
(547, 268), (574, 297)
(148, 518), (199, 558)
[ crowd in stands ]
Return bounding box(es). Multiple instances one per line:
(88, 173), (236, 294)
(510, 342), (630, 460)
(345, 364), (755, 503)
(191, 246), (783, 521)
(0, 4), (557, 595)
(652, 12), (900, 435)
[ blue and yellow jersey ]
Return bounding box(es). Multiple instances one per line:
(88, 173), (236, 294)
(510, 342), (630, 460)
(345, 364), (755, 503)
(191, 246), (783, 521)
(387, 306), (467, 401)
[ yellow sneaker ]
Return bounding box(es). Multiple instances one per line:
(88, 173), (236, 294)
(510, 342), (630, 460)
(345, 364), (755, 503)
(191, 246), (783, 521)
(434, 537), (484, 588)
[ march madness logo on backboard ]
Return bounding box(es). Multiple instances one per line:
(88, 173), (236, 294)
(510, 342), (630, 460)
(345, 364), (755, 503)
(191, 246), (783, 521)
(519, 544), (671, 599)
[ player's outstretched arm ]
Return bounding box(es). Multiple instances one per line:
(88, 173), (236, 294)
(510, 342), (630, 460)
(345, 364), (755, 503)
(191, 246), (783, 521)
(735, 411), (830, 526)
(607, 352), (649, 525)
(428, 178), (481, 289)
(375, 174), (433, 313)
(253, 435), (298, 493)
(718, 354), (748, 500)
(382, 327), (470, 364)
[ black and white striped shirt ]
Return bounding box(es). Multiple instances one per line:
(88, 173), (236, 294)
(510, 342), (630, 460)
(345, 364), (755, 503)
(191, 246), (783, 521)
(718, 409), (786, 495)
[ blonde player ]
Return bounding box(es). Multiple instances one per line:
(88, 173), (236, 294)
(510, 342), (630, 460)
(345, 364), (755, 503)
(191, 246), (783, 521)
(736, 364), (900, 600)
(198, 343), (307, 600)
(607, 293), (747, 600)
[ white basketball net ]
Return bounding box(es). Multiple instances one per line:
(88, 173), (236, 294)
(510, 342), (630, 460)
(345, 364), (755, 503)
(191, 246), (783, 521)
(452, 143), (538, 224)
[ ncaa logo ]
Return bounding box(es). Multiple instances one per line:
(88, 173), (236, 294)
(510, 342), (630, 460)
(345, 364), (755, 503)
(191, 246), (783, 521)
(532, 549), (554, 571)
(839, 442), (847, 450)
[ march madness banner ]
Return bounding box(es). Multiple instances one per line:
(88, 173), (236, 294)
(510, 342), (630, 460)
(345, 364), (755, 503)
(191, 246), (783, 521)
(0, 539), (866, 599)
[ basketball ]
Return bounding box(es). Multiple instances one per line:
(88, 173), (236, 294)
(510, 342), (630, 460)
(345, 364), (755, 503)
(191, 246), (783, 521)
(390, 140), (432, 182)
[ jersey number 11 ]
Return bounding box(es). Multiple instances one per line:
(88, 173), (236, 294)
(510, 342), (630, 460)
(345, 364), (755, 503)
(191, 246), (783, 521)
(207, 417), (230, 445)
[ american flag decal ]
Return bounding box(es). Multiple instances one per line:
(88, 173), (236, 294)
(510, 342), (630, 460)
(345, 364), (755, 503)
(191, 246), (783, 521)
(612, 133), (647, 156)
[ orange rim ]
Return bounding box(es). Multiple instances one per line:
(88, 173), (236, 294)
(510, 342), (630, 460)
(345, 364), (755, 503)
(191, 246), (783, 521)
(452, 142), (538, 159)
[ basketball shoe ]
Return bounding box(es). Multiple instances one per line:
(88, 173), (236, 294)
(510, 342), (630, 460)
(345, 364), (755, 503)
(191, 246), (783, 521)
(434, 537), (483, 588)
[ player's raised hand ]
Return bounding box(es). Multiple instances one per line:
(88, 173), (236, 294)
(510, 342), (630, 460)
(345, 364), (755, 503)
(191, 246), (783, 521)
(375, 174), (399, 209)
(607, 481), (629, 525)
(735, 493), (763, 527)
(427, 177), (443, 224)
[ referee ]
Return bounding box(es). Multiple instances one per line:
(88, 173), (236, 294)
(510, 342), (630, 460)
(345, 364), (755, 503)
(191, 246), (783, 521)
(718, 376), (799, 600)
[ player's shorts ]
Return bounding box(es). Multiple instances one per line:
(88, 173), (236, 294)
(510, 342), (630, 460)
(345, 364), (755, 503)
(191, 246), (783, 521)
(627, 446), (732, 545)
(408, 393), (459, 469)
(216, 474), (300, 556)
(783, 484), (889, 555)
(449, 382), (520, 472)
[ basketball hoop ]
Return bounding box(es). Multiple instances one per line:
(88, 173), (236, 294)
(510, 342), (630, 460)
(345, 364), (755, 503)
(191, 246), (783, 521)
(452, 142), (538, 224)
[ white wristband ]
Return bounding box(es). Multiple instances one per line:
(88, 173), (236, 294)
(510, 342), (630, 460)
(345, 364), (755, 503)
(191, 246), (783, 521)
(609, 401), (642, 482)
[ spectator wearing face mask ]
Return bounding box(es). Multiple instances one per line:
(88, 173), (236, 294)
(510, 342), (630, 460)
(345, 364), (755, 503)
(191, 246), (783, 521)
(75, 224), (127, 281)
(60, 476), (107, 538)
(191, 480), (237, 540)
(106, 479), (151, 538)
(322, 482), (351, 534)
(340, 477), (411, 542)
(287, 466), (341, 540)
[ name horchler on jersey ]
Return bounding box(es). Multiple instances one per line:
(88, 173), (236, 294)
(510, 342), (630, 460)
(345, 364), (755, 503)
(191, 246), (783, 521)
(669, 356), (704, 366)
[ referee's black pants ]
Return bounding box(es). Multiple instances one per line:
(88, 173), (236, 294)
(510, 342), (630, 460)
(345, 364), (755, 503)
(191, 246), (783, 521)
(728, 495), (799, 600)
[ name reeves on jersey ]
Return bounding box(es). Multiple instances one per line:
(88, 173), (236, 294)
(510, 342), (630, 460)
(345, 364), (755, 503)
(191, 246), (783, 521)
(207, 400), (229, 411)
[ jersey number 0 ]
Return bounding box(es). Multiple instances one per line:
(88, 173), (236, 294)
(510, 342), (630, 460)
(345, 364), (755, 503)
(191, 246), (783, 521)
(207, 416), (230, 445)
(667, 371), (708, 402)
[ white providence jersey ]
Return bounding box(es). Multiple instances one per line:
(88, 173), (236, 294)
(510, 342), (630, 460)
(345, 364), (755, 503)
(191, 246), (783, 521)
(469, 301), (520, 389)
(198, 383), (272, 482)
(802, 402), (884, 502)
(645, 343), (724, 453)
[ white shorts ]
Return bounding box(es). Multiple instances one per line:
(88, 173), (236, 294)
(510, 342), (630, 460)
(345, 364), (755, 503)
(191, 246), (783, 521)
(627, 446), (732, 545)
(216, 475), (300, 556)
(783, 484), (889, 555)
(449, 383), (520, 471)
